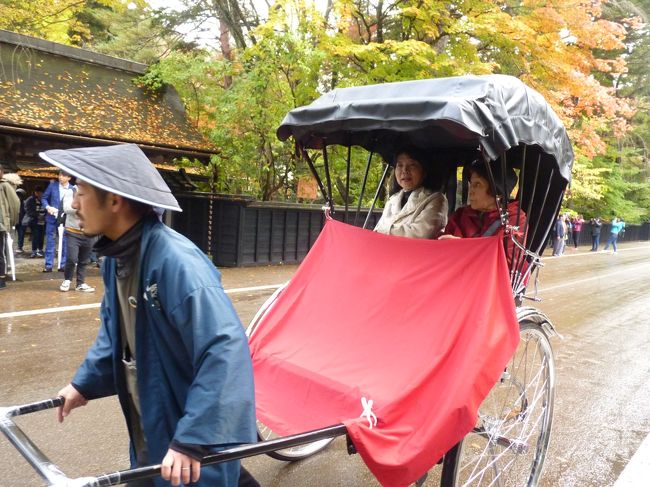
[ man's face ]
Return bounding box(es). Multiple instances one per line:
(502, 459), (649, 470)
(72, 180), (112, 237)
(59, 173), (71, 186)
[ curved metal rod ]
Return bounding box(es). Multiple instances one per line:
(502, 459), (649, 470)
(322, 145), (335, 210)
(345, 145), (352, 223)
(2, 397), (348, 487)
(354, 150), (374, 226)
(300, 146), (329, 207)
(88, 424), (349, 486)
(363, 163), (390, 230)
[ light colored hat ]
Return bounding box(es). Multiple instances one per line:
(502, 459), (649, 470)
(39, 144), (181, 211)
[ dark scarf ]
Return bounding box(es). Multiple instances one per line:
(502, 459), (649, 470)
(400, 190), (413, 209)
(94, 217), (146, 279)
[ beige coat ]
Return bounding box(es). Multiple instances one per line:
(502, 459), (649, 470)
(374, 187), (448, 239)
(0, 174), (21, 232)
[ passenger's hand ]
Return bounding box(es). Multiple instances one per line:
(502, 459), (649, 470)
(56, 384), (88, 423)
(47, 206), (58, 216)
(161, 448), (201, 486)
(438, 234), (461, 240)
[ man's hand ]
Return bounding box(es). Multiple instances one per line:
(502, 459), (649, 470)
(56, 384), (88, 423)
(438, 234), (461, 240)
(46, 206), (58, 216)
(161, 448), (201, 486)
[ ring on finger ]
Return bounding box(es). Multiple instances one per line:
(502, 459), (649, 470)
(181, 467), (191, 471)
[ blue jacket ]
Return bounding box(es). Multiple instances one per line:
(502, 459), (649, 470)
(610, 220), (625, 235)
(72, 217), (256, 486)
(41, 180), (68, 224)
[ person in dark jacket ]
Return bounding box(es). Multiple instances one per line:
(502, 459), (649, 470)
(15, 187), (27, 252)
(590, 217), (602, 251)
(552, 214), (567, 256)
(23, 186), (46, 257)
(44, 144), (257, 487)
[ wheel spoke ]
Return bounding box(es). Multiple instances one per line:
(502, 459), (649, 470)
(442, 320), (555, 487)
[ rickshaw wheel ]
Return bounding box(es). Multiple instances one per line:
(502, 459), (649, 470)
(440, 314), (556, 487)
(257, 424), (335, 461)
(247, 283), (335, 461)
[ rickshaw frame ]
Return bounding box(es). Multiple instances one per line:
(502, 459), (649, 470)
(1, 74), (570, 487)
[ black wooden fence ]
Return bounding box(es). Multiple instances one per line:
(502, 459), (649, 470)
(172, 193), (650, 267)
(172, 193), (382, 267)
(559, 222), (650, 248)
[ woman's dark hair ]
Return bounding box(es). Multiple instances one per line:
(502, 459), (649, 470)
(388, 146), (442, 195)
(467, 159), (517, 199)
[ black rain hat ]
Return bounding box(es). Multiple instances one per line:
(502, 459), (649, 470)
(39, 144), (181, 211)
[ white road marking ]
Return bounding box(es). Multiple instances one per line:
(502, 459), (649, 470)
(613, 433), (650, 487)
(0, 283), (284, 319)
(538, 262), (650, 293)
(544, 244), (649, 259)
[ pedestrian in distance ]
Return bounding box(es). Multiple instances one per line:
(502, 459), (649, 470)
(619, 218), (626, 240)
(59, 184), (96, 292)
(23, 186), (46, 258)
(15, 187), (27, 253)
(0, 165), (21, 289)
(552, 214), (567, 256)
(590, 216), (601, 251)
(44, 144), (257, 487)
(572, 214), (584, 248)
(41, 170), (73, 272)
(603, 217), (625, 254)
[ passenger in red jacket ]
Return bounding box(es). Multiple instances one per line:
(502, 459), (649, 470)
(440, 161), (526, 268)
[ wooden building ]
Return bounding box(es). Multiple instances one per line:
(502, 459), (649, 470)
(0, 29), (213, 192)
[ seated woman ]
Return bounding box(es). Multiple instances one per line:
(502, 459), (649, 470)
(374, 147), (448, 239)
(440, 160), (526, 267)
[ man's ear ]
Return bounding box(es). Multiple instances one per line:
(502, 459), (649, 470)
(109, 193), (126, 213)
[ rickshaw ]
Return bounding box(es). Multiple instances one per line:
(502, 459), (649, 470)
(1, 74), (572, 487)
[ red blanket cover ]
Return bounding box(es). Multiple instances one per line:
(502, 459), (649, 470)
(249, 219), (520, 486)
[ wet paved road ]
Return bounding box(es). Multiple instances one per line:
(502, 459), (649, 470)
(1, 242), (649, 486)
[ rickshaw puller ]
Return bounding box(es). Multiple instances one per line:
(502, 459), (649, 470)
(41, 144), (258, 487)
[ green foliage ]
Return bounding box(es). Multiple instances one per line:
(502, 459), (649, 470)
(0, 0), (143, 45)
(4, 0), (649, 215)
(568, 142), (650, 223)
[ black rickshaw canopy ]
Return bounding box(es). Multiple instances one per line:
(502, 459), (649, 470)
(277, 74), (573, 183)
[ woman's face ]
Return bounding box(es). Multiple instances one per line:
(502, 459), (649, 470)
(468, 172), (497, 212)
(394, 153), (425, 191)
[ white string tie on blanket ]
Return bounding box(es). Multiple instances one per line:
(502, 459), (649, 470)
(360, 397), (377, 429)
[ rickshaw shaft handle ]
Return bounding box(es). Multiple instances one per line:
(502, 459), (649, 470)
(6, 396), (65, 418)
(89, 424), (349, 486)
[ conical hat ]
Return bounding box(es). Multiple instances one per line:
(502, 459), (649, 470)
(39, 144), (181, 211)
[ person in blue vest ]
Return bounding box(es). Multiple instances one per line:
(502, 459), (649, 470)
(42, 144), (257, 487)
(41, 170), (73, 272)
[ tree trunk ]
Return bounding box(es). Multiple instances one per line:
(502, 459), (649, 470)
(219, 18), (233, 88)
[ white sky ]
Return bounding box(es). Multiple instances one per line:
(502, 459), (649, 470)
(143, 0), (328, 48)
